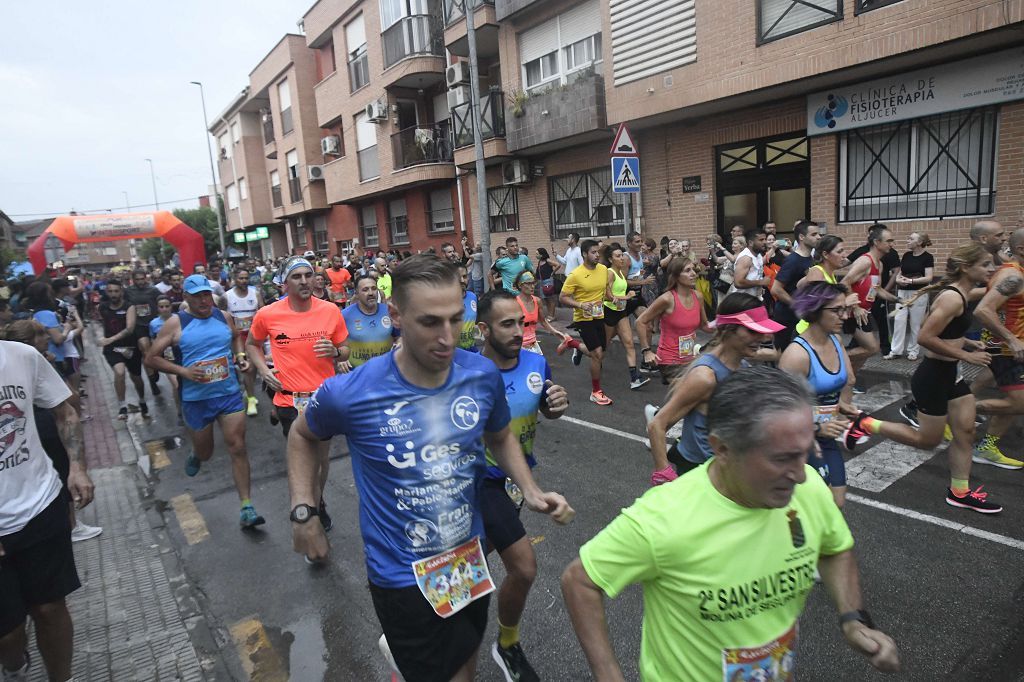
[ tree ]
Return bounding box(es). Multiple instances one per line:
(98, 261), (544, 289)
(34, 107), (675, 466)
(137, 204), (223, 267)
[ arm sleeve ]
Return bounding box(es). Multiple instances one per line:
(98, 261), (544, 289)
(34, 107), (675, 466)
(579, 507), (660, 598)
(33, 349), (73, 409)
(305, 376), (349, 439)
(484, 368), (511, 433)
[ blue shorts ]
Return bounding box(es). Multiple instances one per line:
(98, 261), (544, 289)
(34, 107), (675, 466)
(182, 393), (245, 431)
(809, 439), (846, 487)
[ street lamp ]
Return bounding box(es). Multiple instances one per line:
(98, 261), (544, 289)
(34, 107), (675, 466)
(144, 158), (160, 209)
(190, 81), (227, 253)
(122, 191), (130, 210)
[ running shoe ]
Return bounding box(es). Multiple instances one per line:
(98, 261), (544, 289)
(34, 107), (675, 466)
(907, 351), (919, 361)
(556, 335), (580, 356)
(851, 385), (866, 395)
(899, 401), (919, 429)
(1, 651), (30, 682)
(975, 414), (986, 426)
(70, 520), (103, 542)
(644, 404), (659, 427)
(319, 498), (333, 532)
(491, 641), (540, 682)
(629, 376), (650, 390)
(118, 406), (128, 421)
(972, 436), (1024, 469)
(945, 486), (1003, 514)
(246, 396), (259, 417)
(150, 380), (162, 397)
(185, 453), (201, 477)
(571, 348), (583, 366)
(139, 402), (150, 419)
(240, 505), (266, 528)
(589, 390), (612, 406)
(839, 413), (871, 451)
(883, 352), (900, 360)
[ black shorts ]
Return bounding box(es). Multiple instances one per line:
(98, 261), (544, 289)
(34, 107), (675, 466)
(277, 405), (331, 440)
(625, 296), (643, 317)
(842, 313), (876, 336)
(603, 307), (629, 328)
(103, 346), (143, 376)
(58, 357), (80, 379)
(911, 357), (972, 416)
(667, 442), (705, 475)
(989, 356), (1024, 392)
(575, 319), (607, 352)
(0, 494), (80, 637)
(809, 439), (847, 487)
(480, 477), (526, 553)
(369, 582), (490, 682)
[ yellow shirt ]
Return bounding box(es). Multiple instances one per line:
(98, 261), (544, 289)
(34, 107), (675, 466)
(562, 263), (608, 323)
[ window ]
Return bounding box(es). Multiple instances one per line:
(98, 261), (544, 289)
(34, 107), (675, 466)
(758, 0), (841, 43)
(270, 170), (282, 207)
(855, 0), (903, 14)
(388, 198), (409, 245)
(488, 187), (519, 232)
(218, 133), (231, 159)
(346, 14), (370, 92)
(355, 112), (380, 181)
(840, 107), (997, 222)
(564, 34), (601, 73)
(380, 0), (442, 68)
(520, 0), (601, 91)
(611, 0), (696, 86)
(286, 150), (301, 203)
(317, 40), (336, 81)
(226, 184), (238, 210)
(314, 215), (329, 251)
(549, 168), (626, 239)
(239, 177), (248, 201)
(360, 205), (379, 248)
(293, 221), (308, 248)
(231, 120), (241, 143)
(278, 79), (293, 134)
(524, 52), (559, 89)
(428, 188), (455, 233)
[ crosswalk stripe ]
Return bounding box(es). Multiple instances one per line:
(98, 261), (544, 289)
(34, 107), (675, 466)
(845, 440), (938, 492)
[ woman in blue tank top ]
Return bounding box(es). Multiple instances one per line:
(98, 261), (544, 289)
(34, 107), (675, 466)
(780, 282), (857, 507)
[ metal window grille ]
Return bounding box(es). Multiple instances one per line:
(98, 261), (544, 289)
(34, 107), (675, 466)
(854, 0), (903, 15)
(549, 168), (625, 240)
(757, 0), (841, 44)
(361, 222), (379, 248)
(840, 107), (997, 222)
(389, 216), (410, 245)
(488, 187), (519, 232)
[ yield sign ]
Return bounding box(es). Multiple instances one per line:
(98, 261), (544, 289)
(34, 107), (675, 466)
(609, 123), (638, 156)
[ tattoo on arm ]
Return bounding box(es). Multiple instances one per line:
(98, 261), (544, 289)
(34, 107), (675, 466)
(58, 408), (84, 465)
(996, 276), (1024, 297)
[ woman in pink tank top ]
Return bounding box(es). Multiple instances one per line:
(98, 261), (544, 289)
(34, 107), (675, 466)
(516, 271), (570, 355)
(637, 257), (712, 384)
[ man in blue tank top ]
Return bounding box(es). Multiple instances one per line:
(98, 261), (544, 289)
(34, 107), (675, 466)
(287, 255), (574, 682)
(145, 275), (265, 528)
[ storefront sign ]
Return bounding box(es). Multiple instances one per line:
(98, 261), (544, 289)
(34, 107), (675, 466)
(254, 226), (269, 239)
(233, 232), (246, 244)
(245, 231), (260, 242)
(807, 46), (1024, 135)
(682, 175), (702, 193)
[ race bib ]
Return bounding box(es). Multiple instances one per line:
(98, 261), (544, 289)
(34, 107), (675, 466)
(193, 356), (230, 383)
(722, 623), (797, 682)
(583, 301), (604, 319)
(813, 404), (839, 424)
(678, 333), (697, 359)
(293, 394), (311, 414)
(135, 304), (151, 317)
(162, 347), (175, 362)
(412, 536), (495, 618)
(235, 317), (253, 332)
(611, 298), (626, 312)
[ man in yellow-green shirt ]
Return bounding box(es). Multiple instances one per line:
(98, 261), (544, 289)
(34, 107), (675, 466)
(561, 366), (900, 681)
(559, 240), (611, 405)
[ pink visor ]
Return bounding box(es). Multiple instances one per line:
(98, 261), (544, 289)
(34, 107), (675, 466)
(708, 306), (785, 334)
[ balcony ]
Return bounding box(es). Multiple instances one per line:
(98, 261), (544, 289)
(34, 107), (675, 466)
(443, 0), (498, 58)
(494, 0), (542, 21)
(288, 177), (302, 204)
(382, 15), (444, 70)
(453, 89), (505, 148)
(506, 70), (608, 155)
(391, 122), (453, 170)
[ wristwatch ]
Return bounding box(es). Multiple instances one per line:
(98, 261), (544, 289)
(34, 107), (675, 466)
(289, 504), (319, 524)
(838, 609), (874, 630)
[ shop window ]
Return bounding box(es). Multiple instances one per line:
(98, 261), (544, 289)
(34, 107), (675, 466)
(757, 0), (840, 44)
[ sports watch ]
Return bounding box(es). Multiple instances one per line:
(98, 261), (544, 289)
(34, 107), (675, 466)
(289, 504), (319, 524)
(838, 609), (874, 630)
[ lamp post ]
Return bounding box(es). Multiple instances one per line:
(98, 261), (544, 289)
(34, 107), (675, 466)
(144, 158), (160, 209)
(191, 81), (227, 253)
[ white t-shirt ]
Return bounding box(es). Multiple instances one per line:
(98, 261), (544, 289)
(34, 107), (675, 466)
(0, 341), (72, 536)
(728, 247), (765, 300)
(155, 281), (173, 294)
(560, 245), (584, 276)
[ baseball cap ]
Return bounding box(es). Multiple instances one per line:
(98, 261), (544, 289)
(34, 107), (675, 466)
(183, 274), (214, 295)
(303, 250), (316, 258)
(707, 306), (785, 334)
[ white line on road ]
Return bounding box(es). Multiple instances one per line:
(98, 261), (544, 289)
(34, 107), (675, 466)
(559, 416), (649, 445)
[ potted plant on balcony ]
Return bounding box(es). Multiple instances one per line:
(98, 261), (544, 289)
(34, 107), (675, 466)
(507, 89), (529, 118)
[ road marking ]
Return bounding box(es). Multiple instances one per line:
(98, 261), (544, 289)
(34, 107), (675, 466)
(229, 617), (288, 682)
(170, 494), (210, 545)
(559, 416), (649, 445)
(847, 493), (1024, 551)
(851, 380), (908, 414)
(845, 441), (938, 492)
(145, 441), (171, 470)
(530, 535), (546, 545)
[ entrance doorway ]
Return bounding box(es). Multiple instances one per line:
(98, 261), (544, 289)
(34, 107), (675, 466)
(715, 134), (810, 240)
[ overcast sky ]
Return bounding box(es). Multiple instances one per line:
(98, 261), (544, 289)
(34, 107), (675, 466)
(1, 1), (311, 222)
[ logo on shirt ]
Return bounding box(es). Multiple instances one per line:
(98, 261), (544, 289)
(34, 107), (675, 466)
(526, 372), (543, 395)
(405, 519), (439, 548)
(380, 417), (420, 438)
(470, 300), (477, 312)
(384, 400), (409, 416)
(787, 509), (805, 548)
(275, 333), (290, 341)
(382, 316), (392, 328)
(0, 402), (27, 449)
(451, 396), (480, 430)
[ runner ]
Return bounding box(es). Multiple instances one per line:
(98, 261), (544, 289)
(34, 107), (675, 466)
(624, 231), (654, 321)
(476, 288), (569, 682)
(728, 227), (771, 300)
(126, 269), (163, 396)
(457, 263), (479, 353)
(341, 274), (397, 371)
(839, 225), (898, 380)
(493, 236), (534, 293)
(97, 279), (149, 420)
(145, 275), (266, 529)
(770, 220), (822, 350)
(513, 271), (570, 356)
(562, 366), (900, 680)
(598, 243), (648, 390)
(325, 254), (352, 308)
(559, 240), (613, 405)
(375, 257), (393, 302)
(644, 293), (783, 485)
(637, 257), (712, 386)
(287, 255), (573, 682)
(247, 257), (348, 531)
(148, 296), (182, 418)
(225, 267), (264, 417)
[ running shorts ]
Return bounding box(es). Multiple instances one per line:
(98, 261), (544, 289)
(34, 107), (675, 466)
(103, 346), (143, 376)
(58, 357), (80, 379)
(989, 355), (1024, 392)
(808, 439), (846, 487)
(658, 363), (688, 385)
(603, 307), (629, 328)
(667, 441), (705, 476)
(574, 319), (607, 352)
(181, 393), (245, 431)
(369, 582), (490, 682)
(276, 406), (331, 440)
(480, 477), (526, 553)
(0, 494), (80, 638)
(626, 296), (643, 317)
(911, 357), (972, 415)
(842, 314), (876, 336)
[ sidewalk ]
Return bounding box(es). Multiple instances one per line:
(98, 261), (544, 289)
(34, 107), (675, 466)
(26, 332), (209, 682)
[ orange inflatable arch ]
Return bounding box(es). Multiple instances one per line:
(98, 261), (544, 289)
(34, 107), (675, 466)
(27, 211), (207, 274)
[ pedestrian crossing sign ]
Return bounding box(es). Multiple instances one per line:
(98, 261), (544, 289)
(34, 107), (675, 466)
(611, 156), (640, 193)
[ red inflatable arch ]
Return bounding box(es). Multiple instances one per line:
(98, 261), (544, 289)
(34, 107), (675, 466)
(27, 211), (207, 274)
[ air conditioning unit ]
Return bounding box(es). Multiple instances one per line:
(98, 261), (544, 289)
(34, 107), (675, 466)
(447, 86), (471, 110)
(320, 135), (341, 155)
(365, 100), (388, 122)
(296, 216), (306, 228)
(446, 62), (471, 88)
(502, 159), (530, 185)
(308, 165), (325, 181)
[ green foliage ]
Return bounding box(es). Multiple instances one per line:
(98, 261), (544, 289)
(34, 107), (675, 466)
(0, 244), (24, 277)
(138, 205), (223, 267)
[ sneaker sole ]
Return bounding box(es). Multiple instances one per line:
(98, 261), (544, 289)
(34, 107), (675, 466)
(945, 497), (1003, 513)
(589, 398), (612, 405)
(898, 409), (920, 429)
(490, 642), (517, 682)
(971, 455), (1024, 470)
(630, 380), (650, 390)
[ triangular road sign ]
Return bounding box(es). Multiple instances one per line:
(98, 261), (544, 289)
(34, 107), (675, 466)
(610, 123), (638, 156)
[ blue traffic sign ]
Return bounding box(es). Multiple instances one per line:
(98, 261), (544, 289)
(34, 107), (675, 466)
(611, 156), (640, 193)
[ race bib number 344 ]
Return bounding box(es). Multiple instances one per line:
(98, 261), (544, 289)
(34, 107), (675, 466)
(412, 536), (495, 618)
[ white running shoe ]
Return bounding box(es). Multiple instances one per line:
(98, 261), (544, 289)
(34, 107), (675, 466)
(71, 520), (102, 543)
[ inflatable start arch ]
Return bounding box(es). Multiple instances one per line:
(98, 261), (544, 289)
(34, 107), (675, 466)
(27, 211), (207, 274)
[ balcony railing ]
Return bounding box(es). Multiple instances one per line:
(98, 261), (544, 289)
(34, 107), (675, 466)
(348, 51), (370, 92)
(271, 185), (283, 208)
(382, 15), (444, 69)
(388, 216), (410, 245)
(427, 208), (455, 233)
(443, 0), (493, 25)
(288, 176), (302, 204)
(281, 107), (294, 135)
(262, 117), (275, 144)
(452, 89), (505, 148)
(358, 146), (380, 181)
(391, 122), (453, 169)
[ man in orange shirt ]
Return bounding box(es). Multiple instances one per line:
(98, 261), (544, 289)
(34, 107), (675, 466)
(324, 254), (352, 308)
(246, 256), (349, 531)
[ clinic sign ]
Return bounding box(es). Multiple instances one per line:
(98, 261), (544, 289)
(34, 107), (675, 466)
(807, 46), (1024, 135)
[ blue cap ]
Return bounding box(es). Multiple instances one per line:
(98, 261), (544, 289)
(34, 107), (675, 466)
(183, 274), (213, 295)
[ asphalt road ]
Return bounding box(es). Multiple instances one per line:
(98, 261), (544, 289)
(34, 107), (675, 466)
(135, 337), (1024, 681)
